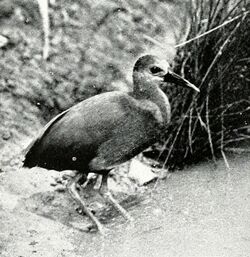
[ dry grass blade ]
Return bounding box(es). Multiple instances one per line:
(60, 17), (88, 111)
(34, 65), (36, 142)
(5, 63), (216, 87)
(199, 12), (247, 88)
(205, 91), (216, 164)
(37, 0), (50, 60)
(175, 11), (249, 48)
(188, 108), (194, 154)
(143, 35), (169, 51)
(221, 150), (230, 169)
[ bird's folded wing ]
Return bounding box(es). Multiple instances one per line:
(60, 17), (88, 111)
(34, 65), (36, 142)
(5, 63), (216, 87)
(88, 114), (158, 171)
(23, 108), (70, 164)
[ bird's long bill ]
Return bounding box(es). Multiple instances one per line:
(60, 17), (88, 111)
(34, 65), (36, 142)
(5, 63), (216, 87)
(164, 71), (200, 92)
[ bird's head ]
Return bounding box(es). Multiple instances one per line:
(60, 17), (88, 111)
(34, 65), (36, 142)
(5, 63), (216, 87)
(133, 55), (200, 92)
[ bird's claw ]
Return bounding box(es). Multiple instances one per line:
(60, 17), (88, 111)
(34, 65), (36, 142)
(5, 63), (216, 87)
(85, 223), (109, 236)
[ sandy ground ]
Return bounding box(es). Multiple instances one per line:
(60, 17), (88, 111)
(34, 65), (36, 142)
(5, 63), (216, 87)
(0, 152), (249, 257)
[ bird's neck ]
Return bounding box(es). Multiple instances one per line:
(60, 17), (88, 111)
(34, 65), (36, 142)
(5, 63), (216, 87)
(132, 72), (171, 124)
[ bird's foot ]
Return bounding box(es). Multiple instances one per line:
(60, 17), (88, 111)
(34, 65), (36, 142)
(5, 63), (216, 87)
(100, 190), (134, 223)
(87, 224), (110, 236)
(50, 171), (79, 192)
(50, 176), (67, 192)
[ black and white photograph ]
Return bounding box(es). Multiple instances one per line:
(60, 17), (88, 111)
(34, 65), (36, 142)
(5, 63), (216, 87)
(0, 0), (249, 256)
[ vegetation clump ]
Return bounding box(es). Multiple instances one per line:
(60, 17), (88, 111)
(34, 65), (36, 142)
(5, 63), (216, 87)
(152, 0), (250, 169)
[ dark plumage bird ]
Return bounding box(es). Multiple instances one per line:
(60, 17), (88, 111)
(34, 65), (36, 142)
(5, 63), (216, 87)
(23, 54), (199, 233)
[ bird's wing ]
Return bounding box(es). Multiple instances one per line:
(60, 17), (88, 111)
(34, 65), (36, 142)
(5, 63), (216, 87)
(88, 102), (162, 171)
(23, 108), (70, 167)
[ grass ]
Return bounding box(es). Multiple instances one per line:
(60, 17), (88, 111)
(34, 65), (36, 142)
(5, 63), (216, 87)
(147, 0), (250, 169)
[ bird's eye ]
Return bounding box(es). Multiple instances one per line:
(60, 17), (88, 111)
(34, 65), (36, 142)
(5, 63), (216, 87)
(149, 66), (163, 74)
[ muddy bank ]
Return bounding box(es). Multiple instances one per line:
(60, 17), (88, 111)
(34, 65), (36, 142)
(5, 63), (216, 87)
(0, 153), (249, 257)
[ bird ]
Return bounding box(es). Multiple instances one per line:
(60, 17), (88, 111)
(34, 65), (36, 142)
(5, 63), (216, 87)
(23, 54), (199, 234)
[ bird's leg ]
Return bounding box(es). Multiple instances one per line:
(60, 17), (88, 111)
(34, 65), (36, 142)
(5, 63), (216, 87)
(51, 170), (78, 188)
(67, 173), (106, 234)
(81, 173), (99, 190)
(99, 173), (134, 222)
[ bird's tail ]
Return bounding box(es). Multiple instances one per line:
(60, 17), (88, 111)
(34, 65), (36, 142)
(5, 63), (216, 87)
(22, 138), (40, 168)
(22, 109), (70, 168)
